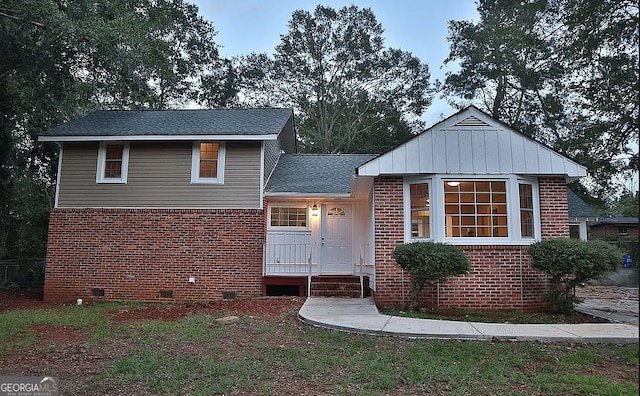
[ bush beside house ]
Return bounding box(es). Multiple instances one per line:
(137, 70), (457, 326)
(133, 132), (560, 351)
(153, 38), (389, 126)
(528, 238), (622, 314)
(392, 242), (470, 311)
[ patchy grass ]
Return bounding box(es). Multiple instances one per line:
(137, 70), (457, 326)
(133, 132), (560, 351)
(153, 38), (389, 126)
(0, 301), (637, 395)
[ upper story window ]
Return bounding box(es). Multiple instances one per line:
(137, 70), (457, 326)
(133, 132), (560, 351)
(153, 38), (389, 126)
(191, 142), (225, 184)
(270, 207), (307, 228)
(97, 142), (129, 183)
(405, 176), (540, 244)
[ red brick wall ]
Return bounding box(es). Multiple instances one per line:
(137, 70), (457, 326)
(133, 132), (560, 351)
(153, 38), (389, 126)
(372, 176), (406, 309)
(44, 208), (265, 303)
(539, 177), (569, 239)
(372, 176), (568, 311)
(590, 224), (639, 240)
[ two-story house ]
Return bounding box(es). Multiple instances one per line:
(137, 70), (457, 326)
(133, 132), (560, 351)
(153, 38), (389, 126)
(40, 106), (587, 311)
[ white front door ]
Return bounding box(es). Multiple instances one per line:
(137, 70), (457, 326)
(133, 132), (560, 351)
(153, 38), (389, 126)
(321, 204), (352, 274)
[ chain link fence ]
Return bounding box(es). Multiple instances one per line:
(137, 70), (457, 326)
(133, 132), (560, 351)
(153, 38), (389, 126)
(0, 259), (45, 288)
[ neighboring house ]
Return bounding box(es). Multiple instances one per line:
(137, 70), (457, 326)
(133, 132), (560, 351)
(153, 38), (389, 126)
(40, 105), (587, 311)
(567, 189), (599, 240)
(589, 217), (639, 241)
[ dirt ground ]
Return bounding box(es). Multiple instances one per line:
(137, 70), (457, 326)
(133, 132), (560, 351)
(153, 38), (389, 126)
(0, 289), (637, 395)
(575, 285), (639, 314)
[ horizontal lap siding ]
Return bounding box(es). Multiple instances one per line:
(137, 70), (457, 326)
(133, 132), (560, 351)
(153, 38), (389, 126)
(43, 208), (265, 303)
(58, 141), (261, 208)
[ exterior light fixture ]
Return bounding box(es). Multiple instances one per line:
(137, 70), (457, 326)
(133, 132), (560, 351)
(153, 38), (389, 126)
(311, 203), (319, 216)
(447, 181), (461, 187)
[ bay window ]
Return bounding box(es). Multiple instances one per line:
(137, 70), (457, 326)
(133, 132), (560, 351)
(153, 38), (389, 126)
(405, 176), (539, 243)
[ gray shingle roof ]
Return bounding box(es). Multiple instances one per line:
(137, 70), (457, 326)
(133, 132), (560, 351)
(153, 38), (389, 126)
(591, 217), (638, 225)
(568, 189), (598, 218)
(266, 154), (376, 194)
(41, 108), (293, 137)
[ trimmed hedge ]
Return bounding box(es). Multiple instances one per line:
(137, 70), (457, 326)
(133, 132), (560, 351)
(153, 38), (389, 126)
(528, 239), (622, 314)
(392, 242), (470, 311)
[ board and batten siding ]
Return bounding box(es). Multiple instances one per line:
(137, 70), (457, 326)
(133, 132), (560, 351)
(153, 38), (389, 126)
(57, 141), (262, 208)
(358, 107), (587, 178)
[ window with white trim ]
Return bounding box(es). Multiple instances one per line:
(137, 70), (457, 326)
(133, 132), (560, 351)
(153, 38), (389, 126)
(405, 176), (540, 243)
(270, 207), (308, 227)
(191, 142), (225, 184)
(410, 183), (430, 238)
(519, 183), (535, 238)
(444, 181), (508, 238)
(96, 142), (129, 183)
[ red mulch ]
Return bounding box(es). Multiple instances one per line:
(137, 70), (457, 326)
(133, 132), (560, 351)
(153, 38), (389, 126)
(110, 297), (305, 322)
(31, 324), (89, 344)
(0, 288), (53, 312)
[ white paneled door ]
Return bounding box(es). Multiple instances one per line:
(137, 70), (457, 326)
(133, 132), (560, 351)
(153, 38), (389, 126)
(321, 204), (352, 274)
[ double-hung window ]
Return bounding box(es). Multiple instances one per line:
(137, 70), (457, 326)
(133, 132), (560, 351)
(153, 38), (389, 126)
(96, 142), (129, 183)
(191, 142), (225, 184)
(410, 183), (430, 238)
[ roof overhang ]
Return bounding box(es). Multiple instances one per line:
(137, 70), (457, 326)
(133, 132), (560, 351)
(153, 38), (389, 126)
(39, 134), (279, 142)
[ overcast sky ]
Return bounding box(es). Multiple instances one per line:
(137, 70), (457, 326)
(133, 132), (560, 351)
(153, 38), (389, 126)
(191, 0), (480, 125)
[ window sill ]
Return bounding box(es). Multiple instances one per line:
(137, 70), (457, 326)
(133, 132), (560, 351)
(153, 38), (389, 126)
(97, 179), (127, 184)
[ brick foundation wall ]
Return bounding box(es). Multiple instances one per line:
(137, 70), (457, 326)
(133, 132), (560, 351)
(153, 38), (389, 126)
(44, 208), (265, 303)
(372, 176), (569, 311)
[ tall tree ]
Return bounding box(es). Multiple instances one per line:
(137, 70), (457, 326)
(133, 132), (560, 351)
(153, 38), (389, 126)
(234, 5), (433, 153)
(0, 0), (227, 258)
(442, 0), (565, 139)
(443, 0), (638, 199)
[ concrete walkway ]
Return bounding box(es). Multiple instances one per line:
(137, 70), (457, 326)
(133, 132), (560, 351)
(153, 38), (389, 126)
(298, 297), (639, 343)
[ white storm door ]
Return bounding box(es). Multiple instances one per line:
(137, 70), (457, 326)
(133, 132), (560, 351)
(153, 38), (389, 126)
(321, 205), (352, 274)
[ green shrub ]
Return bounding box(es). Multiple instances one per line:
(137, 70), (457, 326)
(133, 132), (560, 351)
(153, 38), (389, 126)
(528, 239), (622, 314)
(392, 242), (470, 311)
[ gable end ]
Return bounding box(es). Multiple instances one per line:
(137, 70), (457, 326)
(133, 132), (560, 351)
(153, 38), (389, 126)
(453, 115), (491, 127)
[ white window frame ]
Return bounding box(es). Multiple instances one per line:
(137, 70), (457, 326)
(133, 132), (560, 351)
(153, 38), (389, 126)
(403, 175), (541, 244)
(403, 178), (433, 242)
(267, 204), (310, 230)
(191, 141), (225, 184)
(96, 141), (129, 184)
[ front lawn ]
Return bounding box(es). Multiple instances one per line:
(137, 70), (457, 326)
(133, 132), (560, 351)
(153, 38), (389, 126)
(0, 298), (637, 395)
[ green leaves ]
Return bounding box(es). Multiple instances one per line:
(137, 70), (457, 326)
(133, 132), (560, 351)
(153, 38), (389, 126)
(443, 0), (638, 198)
(392, 242), (470, 311)
(238, 5), (433, 154)
(528, 238), (622, 313)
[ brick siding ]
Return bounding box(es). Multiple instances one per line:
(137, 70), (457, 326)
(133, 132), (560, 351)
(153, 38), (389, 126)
(44, 208), (265, 303)
(590, 224), (639, 240)
(372, 176), (569, 311)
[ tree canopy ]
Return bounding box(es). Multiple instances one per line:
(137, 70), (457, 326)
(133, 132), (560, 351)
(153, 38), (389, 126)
(0, 0), (226, 258)
(233, 5), (434, 154)
(443, 0), (638, 200)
